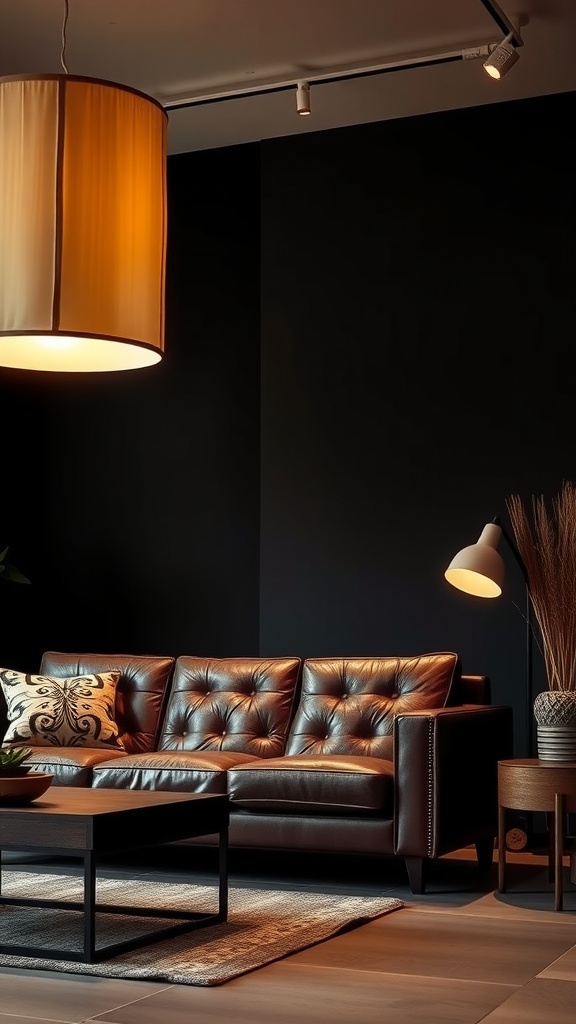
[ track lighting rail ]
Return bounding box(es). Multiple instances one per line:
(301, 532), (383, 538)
(478, 0), (524, 46)
(163, 43), (495, 113)
(163, 3), (526, 114)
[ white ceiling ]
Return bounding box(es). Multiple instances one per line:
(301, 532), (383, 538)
(1, 0), (575, 155)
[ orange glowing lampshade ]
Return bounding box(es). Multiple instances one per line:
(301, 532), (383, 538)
(0, 74), (167, 372)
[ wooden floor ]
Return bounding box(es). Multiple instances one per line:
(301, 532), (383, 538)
(1, 844), (575, 1024)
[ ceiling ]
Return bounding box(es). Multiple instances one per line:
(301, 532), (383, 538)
(1, 0), (575, 155)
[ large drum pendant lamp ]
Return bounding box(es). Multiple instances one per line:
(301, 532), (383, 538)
(0, 74), (167, 372)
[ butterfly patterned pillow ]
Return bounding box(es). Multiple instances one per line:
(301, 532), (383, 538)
(0, 668), (125, 749)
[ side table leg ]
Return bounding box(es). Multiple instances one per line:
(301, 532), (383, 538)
(498, 804), (506, 893)
(83, 851), (96, 961)
(554, 792), (565, 912)
(549, 822), (555, 882)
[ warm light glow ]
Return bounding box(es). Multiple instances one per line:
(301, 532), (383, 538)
(444, 566), (502, 598)
(38, 336), (76, 351)
(0, 74), (167, 372)
(0, 335), (162, 372)
(483, 64), (501, 79)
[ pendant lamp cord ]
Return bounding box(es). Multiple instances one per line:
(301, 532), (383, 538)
(60, 0), (69, 73)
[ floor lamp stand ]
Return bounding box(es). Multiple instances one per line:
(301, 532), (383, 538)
(497, 518), (537, 851)
(497, 516), (534, 758)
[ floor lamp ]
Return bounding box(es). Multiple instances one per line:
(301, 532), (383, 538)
(444, 516), (534, 759)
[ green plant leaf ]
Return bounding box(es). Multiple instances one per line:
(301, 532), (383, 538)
(1, 564), (31, 584)
(0, 546), (30, 583)
(0, 746), (32, 771)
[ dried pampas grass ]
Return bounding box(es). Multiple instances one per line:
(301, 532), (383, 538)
(507, 481), (576, 692)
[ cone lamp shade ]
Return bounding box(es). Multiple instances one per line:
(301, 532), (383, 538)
(444, 523), (505, 598)
(0, 74), (167, 372)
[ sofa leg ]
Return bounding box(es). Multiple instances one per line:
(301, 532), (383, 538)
(475, 837), (495, 874)
(404, 856), (427, 894)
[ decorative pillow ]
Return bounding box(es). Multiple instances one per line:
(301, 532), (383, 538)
(0, 668), (125, 749)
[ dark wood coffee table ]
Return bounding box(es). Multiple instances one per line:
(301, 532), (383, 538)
(0, 787), (228, 963)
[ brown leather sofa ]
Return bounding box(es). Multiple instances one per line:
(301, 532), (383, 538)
(0, 650), (513, 894)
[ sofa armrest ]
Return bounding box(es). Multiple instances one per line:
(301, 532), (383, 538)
(394, 704), (513, 858)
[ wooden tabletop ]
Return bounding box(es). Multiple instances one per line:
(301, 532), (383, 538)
(0, 786), (227, 817)
(0, 787), (229, 853)
(498, 759), (576, 814)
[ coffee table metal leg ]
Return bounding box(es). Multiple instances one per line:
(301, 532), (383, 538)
(0, 813), (229, 962)
(84, 850), (96, 961)
(498, 804), (506, 893)
(218, 825), (228, 921)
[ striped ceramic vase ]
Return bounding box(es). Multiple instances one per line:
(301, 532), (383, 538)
(533, 690), (576, 761)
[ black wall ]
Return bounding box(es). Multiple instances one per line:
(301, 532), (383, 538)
(260, 90), (576, 756)
(0, 144), (261, 669)
(1, 90), (575, 756)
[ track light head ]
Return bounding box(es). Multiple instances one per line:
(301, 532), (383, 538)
(483, 33), (520, 80)
(296, 81), (311, 115)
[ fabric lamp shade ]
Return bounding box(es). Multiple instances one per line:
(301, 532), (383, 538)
(0, 74), (167, 372)
(444, 522), (505, 598)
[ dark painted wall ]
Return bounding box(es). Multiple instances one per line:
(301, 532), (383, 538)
(259, 91), (576, 755)
(0, 143), (261, 670)
(1, 91), (574, 757)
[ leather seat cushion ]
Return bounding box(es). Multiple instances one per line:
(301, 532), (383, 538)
(13, 747), (128, 787)
(228, 754), (394, 814)
(92, 750), (260, 794)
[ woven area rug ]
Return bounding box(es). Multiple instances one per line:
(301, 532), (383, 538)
(0, 871), (403, 986)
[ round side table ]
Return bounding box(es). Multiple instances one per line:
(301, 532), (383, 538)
(498, 758), (576, 911)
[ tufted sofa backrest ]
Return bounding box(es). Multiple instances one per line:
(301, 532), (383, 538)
(158, 656), (302, 757)
(285, 653), (461, 758)
(39, 651), (175, 755)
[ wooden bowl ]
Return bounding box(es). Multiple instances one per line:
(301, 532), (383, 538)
(0, 771), (54, 805)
